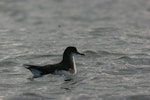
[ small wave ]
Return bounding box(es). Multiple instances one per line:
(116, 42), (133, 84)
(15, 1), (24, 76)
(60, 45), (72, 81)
(103, 95), (150, 100)
(84, 50), (126, 58)
(84, 50), (97, 56)
(6, 93), (52, 100)
(132, 53), (149, 56)
(17, 53), (60, 60)
(96, 62), (104, 66)
(104, 66), (150, 75)
(98, 50), (126, 57)
(119, 56), (131, 60)
(88, 27), (119, 36)
(22, 93), (43, 97)
(0, 60), (18, 67)
(119, 56), (150, 65)
(103, 70), (136, 75)
(126, 95), (150, 100)
(84, 50), (114, 57)
(98, 50), (111, 55)
(127, 34), (150, 40)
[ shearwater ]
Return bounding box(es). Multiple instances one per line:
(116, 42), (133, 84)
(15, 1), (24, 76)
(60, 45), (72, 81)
(24, 46), (85, 78)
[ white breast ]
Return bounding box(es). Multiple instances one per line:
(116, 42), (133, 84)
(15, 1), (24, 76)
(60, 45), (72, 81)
(73, 57), (77, 74)
(53, 57), (77, 75)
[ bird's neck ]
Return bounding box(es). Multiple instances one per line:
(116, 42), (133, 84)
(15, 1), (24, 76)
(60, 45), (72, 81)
(62, 53), (74, 68)
(61, 53), (77, 74)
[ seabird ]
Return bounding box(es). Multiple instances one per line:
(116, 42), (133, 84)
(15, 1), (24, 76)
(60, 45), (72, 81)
(24, 46), (84, 78)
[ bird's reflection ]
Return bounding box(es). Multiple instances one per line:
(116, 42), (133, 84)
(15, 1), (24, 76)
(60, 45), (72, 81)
(61, 76), (83, 91)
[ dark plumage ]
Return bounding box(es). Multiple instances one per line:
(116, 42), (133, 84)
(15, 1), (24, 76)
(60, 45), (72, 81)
(24, 46), (84, 78)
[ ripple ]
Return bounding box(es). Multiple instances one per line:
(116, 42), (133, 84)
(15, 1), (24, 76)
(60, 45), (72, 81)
(84, 50), (98, 56)
(6, 93), (53, 100)
(126, 95), (150, 100)
(88, 27), (119, 36)
(16, 53), (60, 61)
(119, 56), (131, 60)
(104, 66), (150, 75)
(0, 60), (18, 67)
(84, 50), (122, 57)
(103, 70), (136, 75)
(102, 95), (150, 100)
(119, 56), (150, 65)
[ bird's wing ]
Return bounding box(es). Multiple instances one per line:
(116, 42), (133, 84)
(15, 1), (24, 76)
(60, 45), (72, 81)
(24, 63), (65, 75)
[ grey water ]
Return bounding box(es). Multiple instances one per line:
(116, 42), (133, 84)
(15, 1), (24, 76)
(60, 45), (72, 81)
(0, 0), (150, 100)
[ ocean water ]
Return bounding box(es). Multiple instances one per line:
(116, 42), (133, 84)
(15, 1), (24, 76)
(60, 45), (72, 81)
(1, 0), (150, 100)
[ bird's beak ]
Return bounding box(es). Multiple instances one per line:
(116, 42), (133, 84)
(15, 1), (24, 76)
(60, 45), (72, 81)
(76, 51), (85, 56)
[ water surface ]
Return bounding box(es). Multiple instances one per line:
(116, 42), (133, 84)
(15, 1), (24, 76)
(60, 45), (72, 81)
(0, 0), (150, 100)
